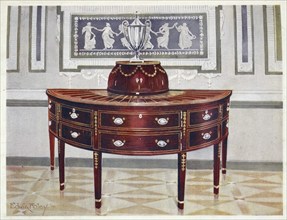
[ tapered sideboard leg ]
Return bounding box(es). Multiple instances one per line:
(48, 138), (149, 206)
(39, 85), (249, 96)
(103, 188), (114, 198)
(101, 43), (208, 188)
(213, 143), (220, 197)
(177, 152), (187, 209)
(58, 140), (65, 191)
(94, 151), (102, 209)
(49, 132), (55, 171)
(221, 136), (228, 176)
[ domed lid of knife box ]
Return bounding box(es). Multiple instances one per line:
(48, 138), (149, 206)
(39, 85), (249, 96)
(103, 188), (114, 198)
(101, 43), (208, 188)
(107, 61), (169, 95)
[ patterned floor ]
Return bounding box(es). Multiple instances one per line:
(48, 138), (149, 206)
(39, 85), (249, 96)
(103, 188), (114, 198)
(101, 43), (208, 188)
(6, 166), (283, 216)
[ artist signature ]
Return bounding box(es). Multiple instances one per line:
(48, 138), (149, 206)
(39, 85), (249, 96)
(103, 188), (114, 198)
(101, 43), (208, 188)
(9, 202), (51, 215)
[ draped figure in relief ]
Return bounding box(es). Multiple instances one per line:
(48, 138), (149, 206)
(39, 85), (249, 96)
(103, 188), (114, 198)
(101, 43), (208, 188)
(97, 23), (118, 49)
(82, 22), (98, 50)
(175, 23), (196, 49)
(157, 22), (178, 49)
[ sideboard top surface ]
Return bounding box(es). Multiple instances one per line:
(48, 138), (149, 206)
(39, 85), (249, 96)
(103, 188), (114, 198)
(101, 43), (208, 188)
(47, 89), (232, 107)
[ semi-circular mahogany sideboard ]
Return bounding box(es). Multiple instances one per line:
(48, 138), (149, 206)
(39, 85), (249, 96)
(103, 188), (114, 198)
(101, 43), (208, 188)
(46, 89), (232, 209)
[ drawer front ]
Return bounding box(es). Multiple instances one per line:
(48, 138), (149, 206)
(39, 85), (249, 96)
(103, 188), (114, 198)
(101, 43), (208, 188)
(60, 123), (93, 148)
(222, 119), (229, 136)
(48, 118), (57, 135)
(99, 131), (180, 152)
(188, 106), (219, 126)
(48, 99), (56, 115)
(223, 101), (231, 117)
(188, 125), (219, 148)
(99, 111), (181, 130)
(61, 105), (93, 127)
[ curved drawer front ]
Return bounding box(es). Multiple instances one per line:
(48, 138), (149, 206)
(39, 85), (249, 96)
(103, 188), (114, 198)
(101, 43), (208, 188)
(187, 125), (219, 148)
(48, 99), (56, 115)
(60, 123), (93, 148)
(48, 118), (57, 135)
(222, 119), (229, 136)
(223, 100), (231, 118)
(188, 106), (219, 127)
(99, 131), (180, 152)
(61, 105), (93, 127)
(99, 111), (181, 130)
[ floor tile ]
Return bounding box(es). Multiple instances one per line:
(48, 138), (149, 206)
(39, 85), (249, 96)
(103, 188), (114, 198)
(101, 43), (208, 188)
(5, 166), (284, 216)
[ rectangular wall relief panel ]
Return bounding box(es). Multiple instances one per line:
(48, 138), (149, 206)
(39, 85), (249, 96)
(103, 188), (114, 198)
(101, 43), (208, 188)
(263, 5), (282, 75)
(6, 6), (20, 72)
(234, 5), (254, 74)
(59, 5), (221, 74)
(29, 6), (47, 72)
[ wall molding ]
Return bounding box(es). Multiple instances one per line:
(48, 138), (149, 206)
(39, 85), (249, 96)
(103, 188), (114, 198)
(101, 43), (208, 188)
(234, 5), (254, 75)
(29, 6), (47, 72)
(263, 5), (282, 75)
(6, 6), (21, 72)
(6, 99), (283, 109)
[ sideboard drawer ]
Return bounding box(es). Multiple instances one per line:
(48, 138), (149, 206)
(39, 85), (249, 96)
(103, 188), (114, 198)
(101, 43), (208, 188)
(188, 106), (219, 126)
(99, 131), (180, 152)
(61, 105), (93, 127)
(48, 99), (56, 115)
(48, 118), (57, 135)
(222, 119), (229, 136)
(187, 125), (219, 148)
(223, 101), (231, 117)
(99, 111), (181, 130)
(60, 123), (93, 148)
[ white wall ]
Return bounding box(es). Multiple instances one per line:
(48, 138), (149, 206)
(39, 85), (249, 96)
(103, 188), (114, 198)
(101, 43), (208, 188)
(4, 5), (285, 162)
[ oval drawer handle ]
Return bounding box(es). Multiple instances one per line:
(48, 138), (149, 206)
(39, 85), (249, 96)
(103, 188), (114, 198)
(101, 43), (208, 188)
(201, 132), (212, 140)
(202, 110), (212, 121)
(49, 121), (52, 126)
(113, 117), (125, 125)
(155, 139), (169, 148)
(48, 100), (52, 109)
(112, 139), (125, 147)
(69, 108), (79, 119)
(155, 117), (169, 125)
(70, 131), (80, 139)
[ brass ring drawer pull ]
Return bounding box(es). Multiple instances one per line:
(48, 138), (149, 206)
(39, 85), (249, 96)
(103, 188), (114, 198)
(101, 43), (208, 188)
(201, 132), (212, 140)
(70, 131), (80, 139)
(155, 139), (169, 148)
(69, 108), (79, 119)
(155, 117), (169, 125)
(112, 139), (125, 147)
(113, 117), (125, 125)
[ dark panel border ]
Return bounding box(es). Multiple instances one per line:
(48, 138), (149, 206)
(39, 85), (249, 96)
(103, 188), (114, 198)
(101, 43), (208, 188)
(6, 99), (283, 109)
